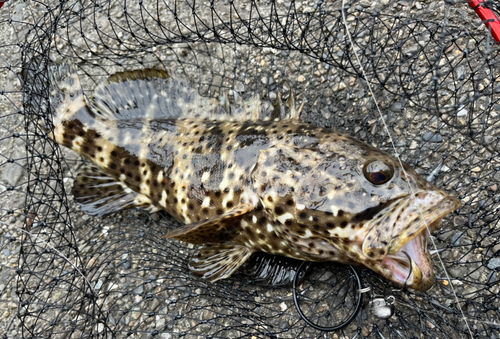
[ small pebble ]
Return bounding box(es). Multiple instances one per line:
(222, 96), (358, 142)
(490, 184), (497, 191)
(470, 167), (481, 172)
(423, 132), (443, 142)
(487, 258), (500, 270)
(297, 75), (306, 83)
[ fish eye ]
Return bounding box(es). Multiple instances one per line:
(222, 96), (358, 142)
(363, 159), (394, 185)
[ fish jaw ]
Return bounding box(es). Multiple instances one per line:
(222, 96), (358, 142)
(381, 231), (431, 290)
(375, 193), (461, 291)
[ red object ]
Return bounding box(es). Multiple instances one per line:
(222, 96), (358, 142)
(467, 0), (500, 43)
(0, 1), (7, 10)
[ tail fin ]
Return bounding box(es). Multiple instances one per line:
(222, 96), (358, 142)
(46, 62), (95, 147)
(48, 62), (86, 122)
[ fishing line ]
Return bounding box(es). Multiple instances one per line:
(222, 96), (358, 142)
(340, 0), (473, 337)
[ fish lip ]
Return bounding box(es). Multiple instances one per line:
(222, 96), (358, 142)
(390, 193), (461, 254)
(382, 194), (461, 290)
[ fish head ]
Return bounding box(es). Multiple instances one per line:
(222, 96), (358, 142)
(254, 140), (460, 291)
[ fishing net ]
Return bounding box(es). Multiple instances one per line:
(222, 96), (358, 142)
(1, 0), (499, 338)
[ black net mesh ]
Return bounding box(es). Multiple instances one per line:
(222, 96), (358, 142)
(1, 0), (500, 338)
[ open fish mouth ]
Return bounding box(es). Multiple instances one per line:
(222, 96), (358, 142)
(380, 194), (461, 290)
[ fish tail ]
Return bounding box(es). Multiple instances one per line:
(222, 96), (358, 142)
(47, 62), (95, 147)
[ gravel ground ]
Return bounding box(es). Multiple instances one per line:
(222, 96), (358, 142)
(1, 1), (499, 338)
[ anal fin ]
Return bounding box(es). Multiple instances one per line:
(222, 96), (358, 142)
(189, 244), (254, 282)
(72, 166), (157, 216)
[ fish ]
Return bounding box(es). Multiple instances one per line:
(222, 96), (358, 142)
(46, 62), (461, 291)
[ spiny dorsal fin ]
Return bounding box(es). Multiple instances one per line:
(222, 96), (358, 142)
(271, 90), (304, 122)
(162, 203), (253, 244)
(90, 67), (303, 123)
(189, 244), (254, 282)
(72, 166), (157, 216)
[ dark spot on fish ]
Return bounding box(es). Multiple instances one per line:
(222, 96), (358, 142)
(267, 196), (273, 203)
(97, 146), (102, 152)
(340, 221), (348, 228)
(338, 210), (344, 217)
(326, 222), (335, 229)
(274, 206), (284, 215)
(254, 217), (265, 226)
(226, 201), (233, 208)
(368, 252), (374, 258)
(110, 163), (117, 170)
(99, 157), (104, 162)
(120, 168), (125, 174)
(313, 224), (320, 231)
(299, 212), (307, 219)
(111, 151), (117, 157)
(309, 242), (315, 248)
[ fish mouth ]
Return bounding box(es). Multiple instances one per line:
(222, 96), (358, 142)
(380, 194), (461, 291)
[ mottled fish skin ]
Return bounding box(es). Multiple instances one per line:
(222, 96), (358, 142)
(47, 63), (461, 291)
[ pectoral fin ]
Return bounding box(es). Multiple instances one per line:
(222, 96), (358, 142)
(189, 244), (254, 282)
(242, 252), (311, 286)
(162, 203), (253, 244)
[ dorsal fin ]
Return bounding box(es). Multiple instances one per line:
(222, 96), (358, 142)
(89, 68), (305, 123)
(89, 68), (221, 121)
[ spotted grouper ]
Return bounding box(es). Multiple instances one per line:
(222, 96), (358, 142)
(46, 62), (460, 291)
